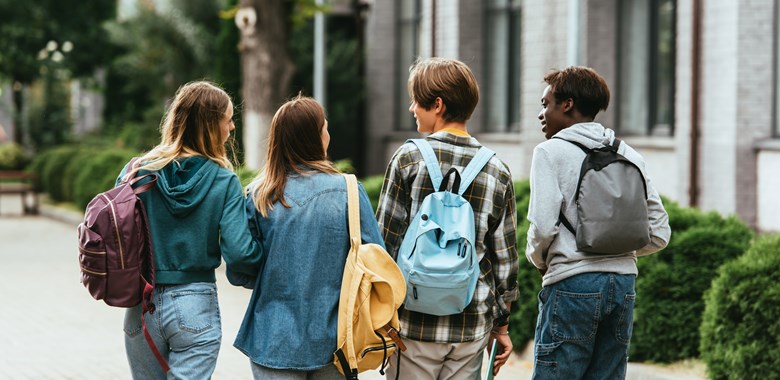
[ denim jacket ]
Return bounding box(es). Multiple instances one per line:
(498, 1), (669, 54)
(228, 171), (385, 370)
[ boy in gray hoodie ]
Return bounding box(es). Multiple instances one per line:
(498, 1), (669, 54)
(526, 66), (671, 379)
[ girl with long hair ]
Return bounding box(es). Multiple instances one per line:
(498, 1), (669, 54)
(228, 95), (384, 379)
(120, 81), (264, 379)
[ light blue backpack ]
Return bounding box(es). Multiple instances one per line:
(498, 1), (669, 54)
(397, 139), (495, 316)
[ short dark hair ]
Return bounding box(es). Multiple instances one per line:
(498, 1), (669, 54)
(544, 66), (610, 119)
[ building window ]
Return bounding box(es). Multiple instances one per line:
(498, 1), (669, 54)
(396, 0), (422, 131)
(617, 0), (676, 136)
(484, 0), (521, 132)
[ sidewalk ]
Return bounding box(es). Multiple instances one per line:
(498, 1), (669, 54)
(0, 197), (703, 379)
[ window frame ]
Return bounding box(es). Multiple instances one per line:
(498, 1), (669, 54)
(616, 0), (676, 137)
(482, 0), (522, 133)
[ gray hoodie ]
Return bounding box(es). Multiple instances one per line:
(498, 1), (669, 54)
(525, 122), (671, 287)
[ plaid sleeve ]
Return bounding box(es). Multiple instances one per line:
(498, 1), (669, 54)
(490, 178), (519, 307)
(375, 151), (410, 260)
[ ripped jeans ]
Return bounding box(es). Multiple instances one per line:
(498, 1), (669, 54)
(532, 273), (635, 380)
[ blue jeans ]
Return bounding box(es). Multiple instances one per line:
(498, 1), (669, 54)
(124, 282), (221, 380)
(251, 362), (344, 380)
(532, 273), (636, 380)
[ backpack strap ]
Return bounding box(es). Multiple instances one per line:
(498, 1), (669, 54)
(611, 138), (622, 152)
(552, 136), (590, 153)
(408, 139), (444, 190)
(457, 147), (496, 196)
(344, 174), (361, 252)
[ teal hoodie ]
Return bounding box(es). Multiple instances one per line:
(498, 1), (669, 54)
(118, 156), (263, 284)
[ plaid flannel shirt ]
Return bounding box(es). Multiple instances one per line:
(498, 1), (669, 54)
(375, 132), (519, 343)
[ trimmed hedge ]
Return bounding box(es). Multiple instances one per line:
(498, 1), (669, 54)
(700, 234), (780, 379)
(72, 149), (136, 210)
(39, 146), (82, 202)
(630, 199), (754, 363)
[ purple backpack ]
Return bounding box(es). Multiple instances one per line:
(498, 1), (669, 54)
(78, 162), (156, 307)
(77, 160), (169, 371)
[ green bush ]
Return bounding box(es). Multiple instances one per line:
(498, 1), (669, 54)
(26, 149), (59, 190)
(360, 175), (385, 212)
(39, 146), (83, 202)
(700, 234), (780, 379)
(630, 199), (754, 363)
(508, 179), (541, 349)
(61, 148), (101, 202)
(72, 150), (136, 209)
(0, 142), (29, 170)
(235, 166), (259, 188)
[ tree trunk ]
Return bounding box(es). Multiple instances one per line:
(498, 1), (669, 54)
(236, 0), (295, 170)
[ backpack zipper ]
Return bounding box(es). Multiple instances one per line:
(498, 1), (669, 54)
(413, 285), (418, 299)
(100, 194), (125, 269)
(80, 248), (106, 255)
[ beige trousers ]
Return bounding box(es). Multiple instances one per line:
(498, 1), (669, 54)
(384, 335), (490, 380)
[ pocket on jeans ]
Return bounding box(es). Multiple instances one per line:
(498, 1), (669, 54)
(172, 286), (218, 334)
(616, 293), (636, 345)
(552, 290), (600, 342)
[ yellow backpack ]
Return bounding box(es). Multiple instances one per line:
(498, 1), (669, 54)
(334, 174), (407, 379)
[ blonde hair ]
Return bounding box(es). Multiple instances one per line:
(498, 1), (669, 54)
(131, 81), (234, 174)
(252, 95), (338, 217)
(407, 57), (480, 123)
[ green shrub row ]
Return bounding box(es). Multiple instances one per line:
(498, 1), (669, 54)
(631, 199), (754, 363)
(27, 145), (136, 209)
(700, 234), (780, 379)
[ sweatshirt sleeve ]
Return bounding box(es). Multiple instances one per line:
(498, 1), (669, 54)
(525, 146), (563, 270)
(219, 176), (265, 275)
(636, 174), (671, 256)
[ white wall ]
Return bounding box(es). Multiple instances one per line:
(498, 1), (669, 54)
(757, 145), (780, 232)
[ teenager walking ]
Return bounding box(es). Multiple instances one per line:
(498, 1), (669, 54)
(120, 81), (265, 379)
(376, 57), (519, 379)
(526, 67), (671, 379)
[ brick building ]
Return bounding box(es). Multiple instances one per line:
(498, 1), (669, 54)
(363, 0), (780, 232)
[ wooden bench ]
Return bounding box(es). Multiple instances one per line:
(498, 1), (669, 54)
(0, 171), (39, 215)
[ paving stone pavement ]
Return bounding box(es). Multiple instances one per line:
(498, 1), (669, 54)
(0, 197), (703, 380)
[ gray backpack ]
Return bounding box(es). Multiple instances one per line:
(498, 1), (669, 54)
(555, 137), (650, 254)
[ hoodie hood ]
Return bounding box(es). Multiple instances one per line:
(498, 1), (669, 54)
(554, 122), (616, 150)
(155, 156), (219, 217)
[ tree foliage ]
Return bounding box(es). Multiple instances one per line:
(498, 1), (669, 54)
(0, 0), (115, 83)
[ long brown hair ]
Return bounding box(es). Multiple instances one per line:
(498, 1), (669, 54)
(252, 95), (338, 217)
(132, 81), (234, 174)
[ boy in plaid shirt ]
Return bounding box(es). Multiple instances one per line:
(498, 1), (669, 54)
(376, 57), (518, 379)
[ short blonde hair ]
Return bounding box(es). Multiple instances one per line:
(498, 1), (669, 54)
(407, 57), (479, 123)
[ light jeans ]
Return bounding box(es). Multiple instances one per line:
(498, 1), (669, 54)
(532, 272), (636, 380)
(124, 282), (221, 380)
